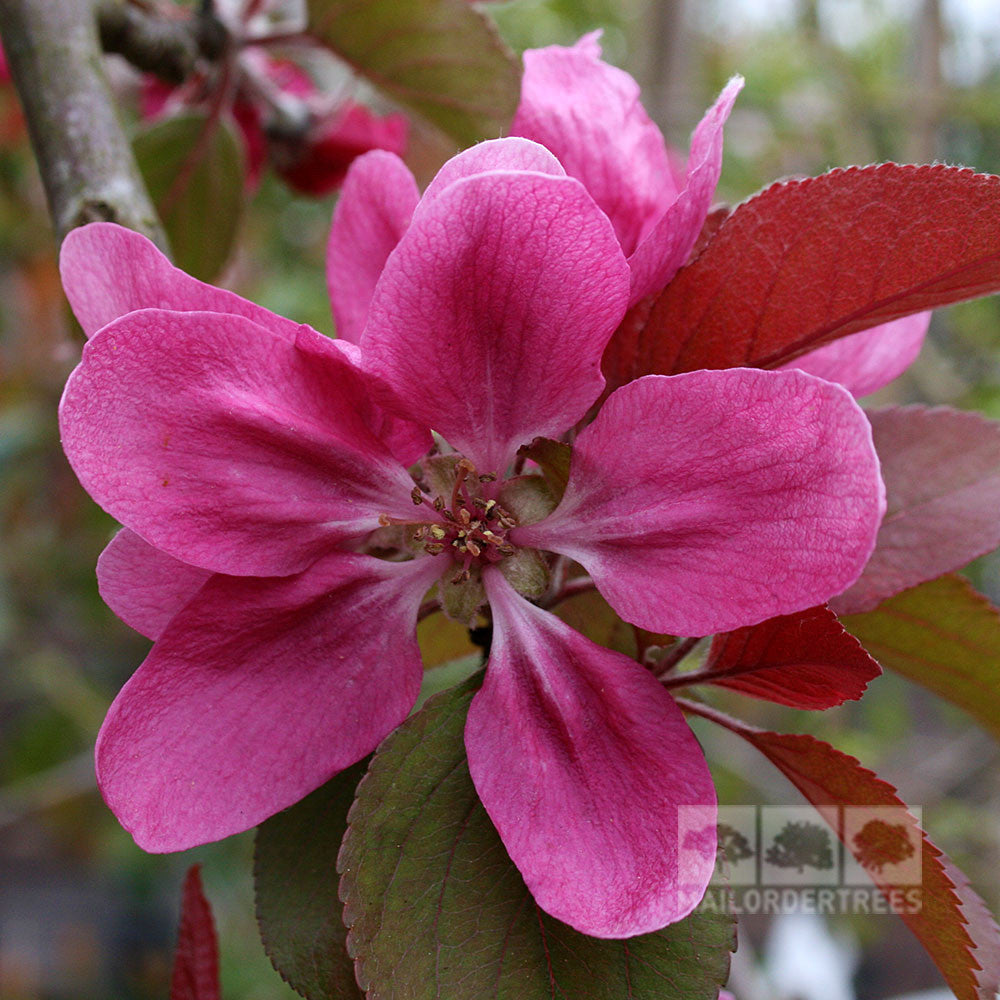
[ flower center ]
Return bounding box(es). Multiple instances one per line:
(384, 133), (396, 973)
(380, 457), (519, 582)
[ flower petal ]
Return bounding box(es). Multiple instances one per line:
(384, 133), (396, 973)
(59, 222), (302, 340)
(516, 369), (885, 636)
(416, 136), (564, 212)
(96, 553), (439, 852)
(298, 331), (432, 468)
(511, 35), (676, 258)
(60, 310), (418, 577)
(627, 77), (743, 304)
(325, 150), (419, 344)
(467, 570), (717, 938)
(98, 529), (212, 640)
(362, 170), (630, 472)
(780, 312), (930, 397)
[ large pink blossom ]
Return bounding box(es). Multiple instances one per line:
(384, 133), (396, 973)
(60, 138), (884, 939)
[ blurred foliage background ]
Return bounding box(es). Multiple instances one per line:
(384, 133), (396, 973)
(2, 1), (1000, 998)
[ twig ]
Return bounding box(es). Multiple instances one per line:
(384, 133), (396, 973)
(0, 0), (168, 246)
(655, 635), (702, 677)
(97, 0), (199, 83)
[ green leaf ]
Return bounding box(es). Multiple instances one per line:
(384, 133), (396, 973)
(710, 709), (1000, 1000)
(254, 759), (369, 1000)
(305, 0), (520, 144)
(552, 588), (639, 657)
(134, 114), (244, 281)
(517, 436), (572, 502)
(842, 573), (1000, 743)
(340, 680), (734, 1000)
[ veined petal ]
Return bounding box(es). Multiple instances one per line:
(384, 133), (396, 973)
(780, 312), (930, 397)
(60, 309), (419, 577)
(297, 329), (431, 467)
(60, 222), (303, 340)
(467, 570), (717, 938)
(363, 171), (630, 473)
(511, 35), (676, 258)
(98, 529), (212, 640)
(627, 77), (743, 304)
(516, 369), (885, 636)
(326, 151), (419, 345)
(415, 136), (565, 213)
(96, 553), (439, 852)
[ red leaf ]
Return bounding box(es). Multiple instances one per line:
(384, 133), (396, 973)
(686, 704), (1000, 1000)
(171, 865), (221, 1000)
(692, 605), (881, 709)
(604, 164), (1000, 387)
(832, 407), (1000, 615)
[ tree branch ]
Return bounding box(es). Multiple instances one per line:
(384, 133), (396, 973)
(0, 0), (168, 247)
(96, 0), (227, 84)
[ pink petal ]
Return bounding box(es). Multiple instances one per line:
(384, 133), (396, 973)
(98, 529), (212, 640)
(627, 77), (743, 304)
(298, 331), (431, 468)
(60, 310), (419, 577)
(415, 136), (564, 213)
(97, 553), (439, 851)
(59, 222), (302, 340)
(780, 312), (930, 397)
(325, 151), (419, 344)
(517, 369), (885, 636)
(362, 169), (630, 473)
(511, 36), (677, 258)
(467, 570), (717, 938)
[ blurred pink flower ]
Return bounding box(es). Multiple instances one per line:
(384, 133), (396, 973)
(60, 139), (883, 938)
(139, 8), (406, 196)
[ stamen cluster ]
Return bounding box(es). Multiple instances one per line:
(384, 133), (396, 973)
(380, 458), (519, 582)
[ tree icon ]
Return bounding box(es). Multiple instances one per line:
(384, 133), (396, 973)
(765, 820), (835, 873)
(852, 818), (916, 874)
(716, 822), (754, 871)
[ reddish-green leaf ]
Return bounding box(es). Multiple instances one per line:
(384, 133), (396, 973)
(254, 760), (369, 1000)
(340, 679), (735, 1000)
(134, 114), (244, 282)
(604, 164), (1000, 387)
(832, 407), (1000, 615)
(692, 605), (880, 709)
(696, 708), (1000, 1000)
(171, 865), (221, 1000)
(305, 0), (519, 145)
(842, 574), (1000, 743)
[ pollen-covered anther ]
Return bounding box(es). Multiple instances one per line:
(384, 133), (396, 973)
(390, 457), (521, 573)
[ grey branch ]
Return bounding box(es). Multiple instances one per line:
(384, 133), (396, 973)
(0, 0), (168, 247)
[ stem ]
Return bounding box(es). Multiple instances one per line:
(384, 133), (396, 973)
(655, 635), (702, 677)
(675, 696), (759, 736)
(661, 664), (724, 691)
(0, 0), (168, 246)
(541, 574), (596, 608)
(97, 0), (199, 83)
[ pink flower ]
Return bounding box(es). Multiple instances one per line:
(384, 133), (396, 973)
(510, 32), (742, 304)
(59, 139), (884, 938)
(270, 101), (408, 197)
